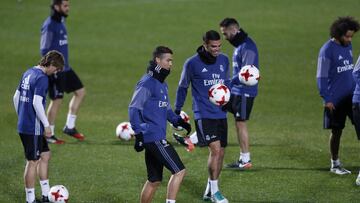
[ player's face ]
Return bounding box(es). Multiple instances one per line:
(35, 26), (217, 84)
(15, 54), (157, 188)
(46, 65), (61, 75)
(220, 26), (237, 41)
(55, 0), (70, 16)
(340, 30), (355, 46)
(204, 40), (221, 57)
(157, 53), (173, 70)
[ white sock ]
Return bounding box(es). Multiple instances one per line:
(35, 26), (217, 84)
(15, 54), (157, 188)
(331, 159), (340, 168)
(40, 179), (50, 197)
(66, 114), (77, 129)
(25, 188), (35, 203)
(240, 152), (250, 163)
(189, 132), (198, 144)
(166, 199), (176, 203)
(50, 125), (55, 136)
(209, 179), (219, 195)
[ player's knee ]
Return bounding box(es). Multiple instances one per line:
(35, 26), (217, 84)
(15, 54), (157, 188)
(148, 180), (161, 188)
(40, 151), (51, 162)
(175, 169), (186, 178)
(27, 160), (39, 168)
(75, 87), (86, 98)
(210, 147), (222, 157)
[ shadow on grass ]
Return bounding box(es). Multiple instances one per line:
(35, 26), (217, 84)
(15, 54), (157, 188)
(60, 139), (134, 146)
(223, 166), (360, 172)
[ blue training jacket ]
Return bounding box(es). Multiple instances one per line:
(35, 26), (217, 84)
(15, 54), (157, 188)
(231, 36), (259, 97)
(316, 39), (355, 105)
(16, 67), (48, 136)
(129, 74), (180, 143)
(40, 16), (70, 71)
(352, 55), (360, 103)
(175, 53), (231, 120)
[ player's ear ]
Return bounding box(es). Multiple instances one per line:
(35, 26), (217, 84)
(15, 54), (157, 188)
(53, 4), (60, 12)
(155, 57), (161, 64)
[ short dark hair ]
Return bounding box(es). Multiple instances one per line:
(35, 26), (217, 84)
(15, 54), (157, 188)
(330, 16), (360, 40)
(39, 50), (64, 71)
(52, 0), (68, 6)
(219, 18), (239, 28)
(202, 30), (221, 44)
(152, 46), (173, 61)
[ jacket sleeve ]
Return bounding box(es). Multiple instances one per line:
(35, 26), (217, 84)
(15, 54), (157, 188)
(175, 59), (191, 111)
(40, 27), (54, 56)
(128, 85), (151, 134)
(316, 55), (332, 103)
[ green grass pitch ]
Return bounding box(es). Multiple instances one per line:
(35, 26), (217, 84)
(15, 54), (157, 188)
(1, 0), (360, 202)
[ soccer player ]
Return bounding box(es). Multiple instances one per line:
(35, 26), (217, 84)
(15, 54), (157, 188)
(13, 51), (64, 203)
(40, 0), (86, 144)
(353, 55), (360, 185)
(219, 18), (259, 170)
(129, 46), (191, 203)
(316, 16), (359, 175)
(174, 30), (230, 203)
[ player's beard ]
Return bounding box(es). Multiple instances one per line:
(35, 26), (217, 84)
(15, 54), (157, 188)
(339, 38), (350, 46)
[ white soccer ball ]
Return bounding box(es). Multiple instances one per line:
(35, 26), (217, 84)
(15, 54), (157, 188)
(48, 185), (69, 203)
(170, 111), (190, 131)
(208, 83), (230, 106)
(116, 122), (134, 141)
(238, 65), (260, 86)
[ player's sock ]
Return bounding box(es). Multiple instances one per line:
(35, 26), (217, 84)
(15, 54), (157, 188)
(331, 159), (341, 168)
(189, 132), (198, 144)
(40, 179), (50, 197)
(25, 188), (35, 203)
(209, 179), (219, 195)
(50, 125), (55, 135)
(166, 199), (176, 203)
(241, 152), (250, 163)
(66, 114), (77, 129)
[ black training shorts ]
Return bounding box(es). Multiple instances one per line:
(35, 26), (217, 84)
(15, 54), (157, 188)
(19, 133), (50, 160)
(195, 118), (228, 147)
(49, 69), (84, 100)
(144, 140), (185, 182)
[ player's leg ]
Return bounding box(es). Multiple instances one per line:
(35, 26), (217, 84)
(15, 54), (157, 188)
(47, 99), (62, 127)
(62, 70), (85, 140)
(329, 128), (342, 161)
(47, 73), (65, 144)
(324, 97), (350, 175)
(208, 141), (222, 180)
(353, 102), (360, 185)
(141, 180), (161, 203)
(167, 169), (186, 202)
(235, 121), (251, 168)
(147, 140), (185, 202)
(68, 87), (86, 116)
(141, 144), (163, 203)
(208, 137), (227, 202)
(226, 96), (254, 169)
(37, 136), (51, 202)
(20, 134), (40, 203)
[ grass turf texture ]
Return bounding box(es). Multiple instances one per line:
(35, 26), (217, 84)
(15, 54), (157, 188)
(1, 0), (360, 202)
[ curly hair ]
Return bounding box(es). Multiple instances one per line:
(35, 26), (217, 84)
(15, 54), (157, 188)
(330, 16), (360, 40)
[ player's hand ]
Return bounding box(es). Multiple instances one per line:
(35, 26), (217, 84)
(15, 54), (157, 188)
(44, 126), (52, 138)
(325, 102), (335, 113)
(174, 118), (191, 135)
(221, 94), (233, 113)
(174, 109), (181, 115)
(134, 132), (144, 152)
